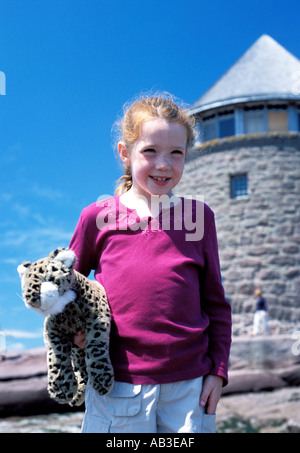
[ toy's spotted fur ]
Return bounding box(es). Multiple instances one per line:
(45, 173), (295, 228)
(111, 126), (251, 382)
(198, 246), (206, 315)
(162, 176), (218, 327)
(17, 248), (114, 406)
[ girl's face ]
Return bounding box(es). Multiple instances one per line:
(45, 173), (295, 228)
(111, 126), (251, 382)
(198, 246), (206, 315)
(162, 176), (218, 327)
(118, 118), (187, 201)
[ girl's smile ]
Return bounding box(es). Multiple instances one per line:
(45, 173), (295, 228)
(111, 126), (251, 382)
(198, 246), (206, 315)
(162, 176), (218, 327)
(149, 175), (171, 186)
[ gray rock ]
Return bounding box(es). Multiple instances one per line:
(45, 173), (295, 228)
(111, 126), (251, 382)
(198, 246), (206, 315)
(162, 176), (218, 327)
(0, 348), (83, 417)
(222, 370), (286, 395)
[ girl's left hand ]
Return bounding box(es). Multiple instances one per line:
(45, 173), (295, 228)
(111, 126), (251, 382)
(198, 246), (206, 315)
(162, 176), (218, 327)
(199, 374), (223, 415)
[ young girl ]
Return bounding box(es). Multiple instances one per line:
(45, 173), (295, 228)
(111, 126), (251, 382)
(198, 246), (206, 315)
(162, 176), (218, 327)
(70, 94), (231, 433)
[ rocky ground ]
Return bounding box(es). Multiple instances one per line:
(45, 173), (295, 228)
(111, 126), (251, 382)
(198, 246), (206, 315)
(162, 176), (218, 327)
(0, 313), (299, 433)
(218, 314), (300, 433)
(217, 386), (300, 433)
(0, 411), (84, 433)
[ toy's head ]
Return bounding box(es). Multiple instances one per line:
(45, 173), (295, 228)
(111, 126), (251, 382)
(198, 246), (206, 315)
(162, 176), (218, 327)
(17, 248), (76, 316)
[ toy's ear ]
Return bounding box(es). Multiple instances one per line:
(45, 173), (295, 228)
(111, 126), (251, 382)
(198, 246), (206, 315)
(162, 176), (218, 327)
(52, 249), (76, 269)
(17, 261), (31, 278)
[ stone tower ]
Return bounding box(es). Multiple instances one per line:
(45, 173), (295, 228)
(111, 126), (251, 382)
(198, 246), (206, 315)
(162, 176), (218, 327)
(176, 35), (300, 321)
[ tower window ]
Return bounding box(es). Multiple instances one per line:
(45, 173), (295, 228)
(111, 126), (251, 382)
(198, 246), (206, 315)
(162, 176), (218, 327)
(268, 112), (288, 132)
(202, 120), (218, 141)
(201, 111), (235, 142)
(219, 117), (235, 138)
(244, 111), (265, 133)
(230, 174), (248, 198)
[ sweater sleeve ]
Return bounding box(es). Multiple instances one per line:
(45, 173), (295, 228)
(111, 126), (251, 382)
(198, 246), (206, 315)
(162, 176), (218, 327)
(200, 214), (232, 385)
(68, 207), (97, 277)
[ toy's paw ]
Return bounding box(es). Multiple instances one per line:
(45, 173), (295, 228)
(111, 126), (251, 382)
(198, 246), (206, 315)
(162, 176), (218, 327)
(48, 385), (74, 405)
(70, 387), (86, 407)
(47, 378), (78, 405)
(90, 372), (114, 395)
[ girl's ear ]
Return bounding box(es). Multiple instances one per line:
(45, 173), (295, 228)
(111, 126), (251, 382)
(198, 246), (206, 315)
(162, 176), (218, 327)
(118, 142), (130, 165)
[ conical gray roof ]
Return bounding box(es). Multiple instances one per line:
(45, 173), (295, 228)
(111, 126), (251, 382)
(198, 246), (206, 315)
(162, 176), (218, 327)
(191, 35), (300, 114)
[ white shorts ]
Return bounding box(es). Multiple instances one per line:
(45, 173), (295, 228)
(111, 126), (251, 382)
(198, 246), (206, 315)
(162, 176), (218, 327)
(82, 376), (216, 433)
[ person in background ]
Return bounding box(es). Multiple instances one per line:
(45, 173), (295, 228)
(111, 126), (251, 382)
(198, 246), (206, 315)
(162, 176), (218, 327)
(252, 288), (271, 336)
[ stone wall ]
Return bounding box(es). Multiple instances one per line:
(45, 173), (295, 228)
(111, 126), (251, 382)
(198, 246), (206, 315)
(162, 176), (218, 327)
(176, 132), (300, 321)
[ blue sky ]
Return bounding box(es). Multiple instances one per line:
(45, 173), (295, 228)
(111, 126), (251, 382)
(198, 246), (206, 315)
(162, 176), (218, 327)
(1, 0), (300, 351)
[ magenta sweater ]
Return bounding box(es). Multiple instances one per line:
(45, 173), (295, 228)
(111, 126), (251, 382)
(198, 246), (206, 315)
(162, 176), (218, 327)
(69, 196), (231, 385)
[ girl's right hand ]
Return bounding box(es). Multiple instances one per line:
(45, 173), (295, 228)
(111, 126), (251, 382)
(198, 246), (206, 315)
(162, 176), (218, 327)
(74, 331), (86, 349)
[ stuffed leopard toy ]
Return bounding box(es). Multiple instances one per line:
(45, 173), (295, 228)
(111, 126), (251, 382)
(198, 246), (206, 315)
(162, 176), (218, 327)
(17, 248), (114, 406)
